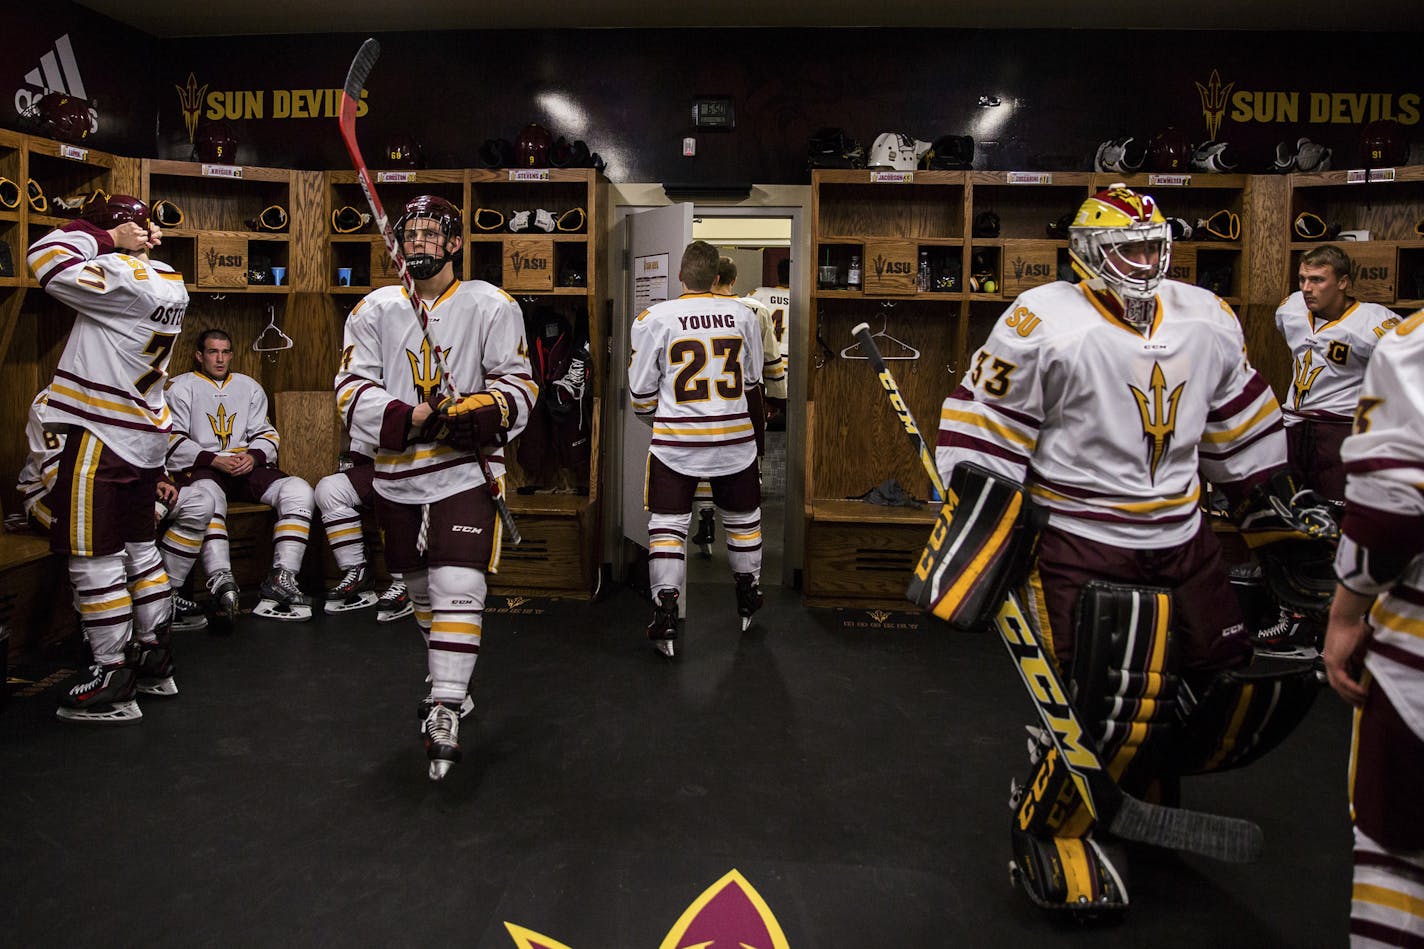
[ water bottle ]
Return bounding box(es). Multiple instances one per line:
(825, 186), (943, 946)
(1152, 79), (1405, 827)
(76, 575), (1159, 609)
(847, 254), (862, 290)
(918, 249), (931, 291)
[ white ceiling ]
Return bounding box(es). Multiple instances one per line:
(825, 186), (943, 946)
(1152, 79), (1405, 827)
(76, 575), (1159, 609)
(75, 0), (1424, 38)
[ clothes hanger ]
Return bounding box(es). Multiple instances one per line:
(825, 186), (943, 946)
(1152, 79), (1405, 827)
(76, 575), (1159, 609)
(252, 304), (294, 361)
(840, 307), (920, 361)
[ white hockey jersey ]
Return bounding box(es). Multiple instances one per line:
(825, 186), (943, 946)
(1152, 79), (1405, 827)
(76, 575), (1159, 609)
(736, 294), (787, 402)
(751, 285), (791, 362)
(1336, 310), (1424, 738)
(28, 222), (189, 468)
(16, 389), (63, 524)
(1275, 292), (1399, 424)
(629, 291), (765, 478)
(335, 281), (537, 504)
(166, 371), (281, 471)
(938, 280), (1287, 548)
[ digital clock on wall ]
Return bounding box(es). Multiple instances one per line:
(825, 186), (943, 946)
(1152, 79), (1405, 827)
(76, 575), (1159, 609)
(691, 97), (735, 131)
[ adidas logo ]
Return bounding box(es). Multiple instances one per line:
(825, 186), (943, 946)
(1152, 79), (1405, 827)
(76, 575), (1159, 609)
(13, 33), (90, 119)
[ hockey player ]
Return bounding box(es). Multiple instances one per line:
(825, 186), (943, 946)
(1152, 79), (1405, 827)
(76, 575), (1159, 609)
(167, 329), (315, 621)
(17, 387), (216, 632)
(27, 194), (188, 722)
(1324, 309), (1424, 947)
(312, 441), (411, 621)
(934, 184), (1333, 915)
(690, 256), (786, 556)
(628, 241), (766, 656)
(1276, 244), (1399, 506)
(335, 195), (537, 780)
(750, 257), (791, 430)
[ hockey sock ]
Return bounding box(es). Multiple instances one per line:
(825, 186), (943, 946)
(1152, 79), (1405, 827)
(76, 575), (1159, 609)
(406, 568), (432, 646)
(263, 476), (314, 572)
(70, 552), (133, 665)
(191, 480), (232, 577)
(157, 489), (210, 586)
(426, 566), (485, 705)
(125, 542), (172, 644)
(720, 507), (763, 579)
(315, 474), (367, 570)
(647, 512), (691, 603)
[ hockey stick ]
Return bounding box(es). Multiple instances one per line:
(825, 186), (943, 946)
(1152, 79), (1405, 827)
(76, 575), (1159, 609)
(850, 322), (1263, 863)
(339, 38), (521, 544)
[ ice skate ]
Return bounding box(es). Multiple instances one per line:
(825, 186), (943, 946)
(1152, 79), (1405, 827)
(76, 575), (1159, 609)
(647, 588), (680, 658)
(692, 509), (716, 557)
(416, 691), (475, 721)
(252, 568), (313, 622)
(206, 570), (240, 621)
(324, 564), (378, 614)
(54, 662), (142, 724)
(422, 701), (462, 781)
(128, 638), (178, 697)
(1250, 607), (1319, 661)
(170, 592), (208, 632)
(734, 572), (764, 632)
(375, 581), (413, 623)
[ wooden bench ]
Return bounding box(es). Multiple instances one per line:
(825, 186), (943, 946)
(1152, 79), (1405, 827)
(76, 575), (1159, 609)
(802, 498), (936, 608)
(0, 530), (78, 658)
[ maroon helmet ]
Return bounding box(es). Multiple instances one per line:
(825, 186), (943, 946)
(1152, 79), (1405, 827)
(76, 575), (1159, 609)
(516, 124), (553, 167)
(1146, 127), (1191, 172)
(193, 122), (238, 163)
(33, 92), (93, 144)
(1360, 120), (1409, 168)
(80, 194), (150, 231)
(394, 195), (462, 279)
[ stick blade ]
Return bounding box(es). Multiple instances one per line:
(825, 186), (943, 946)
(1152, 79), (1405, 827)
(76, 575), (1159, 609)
(1107, 792), (1264, 863)
(343, 38), (381, 98)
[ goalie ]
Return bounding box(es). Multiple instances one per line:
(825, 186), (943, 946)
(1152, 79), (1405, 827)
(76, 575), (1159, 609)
(929, 184), (1335, 916)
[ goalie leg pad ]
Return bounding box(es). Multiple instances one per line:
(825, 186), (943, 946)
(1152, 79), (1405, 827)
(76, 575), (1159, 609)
(1071, 582), (1181, 797)
(908, 462), (1045, 628)
(1009, 826), (1128, 917)
(1177, 656), (1320, 774)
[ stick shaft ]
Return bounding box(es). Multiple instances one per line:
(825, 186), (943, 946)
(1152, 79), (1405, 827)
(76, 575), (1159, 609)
(850, 323), (945, 498)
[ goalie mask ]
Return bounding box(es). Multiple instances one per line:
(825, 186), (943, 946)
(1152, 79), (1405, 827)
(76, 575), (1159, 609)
(395, 195), (461, 280)
(80, 193), (150, 231)
(1068, 184), (1171, 329)
(868, 132), (930, 170)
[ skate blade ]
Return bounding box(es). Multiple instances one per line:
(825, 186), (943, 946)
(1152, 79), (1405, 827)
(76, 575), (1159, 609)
(1253, 645), (1320, 661)
(428, 759), (454, 782)
(654, 639), (676, 658)
(252, 599), (313, 622)
(137, 677), (178, 697)
(741, 615), (753, 631)
(56, 700), (143, 724)
(171, 616), (208, 632)
(377, 604), (414, 624)
(697, 543), (712, 558)
(325, 591), (379, 614)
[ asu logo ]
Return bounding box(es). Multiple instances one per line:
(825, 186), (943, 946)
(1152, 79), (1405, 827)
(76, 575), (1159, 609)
(207, 402), (235, 451)
(511, 252), (549, 274)
(1292, 349), (1325, 409)
(867, 609), (893, 625)
(174, 72), (208, 144)
(1128, 361), (1185, 483)
(1194, 69), (1236, 141)
(405, 338), (447, 403)
(504, 869), (790, 949)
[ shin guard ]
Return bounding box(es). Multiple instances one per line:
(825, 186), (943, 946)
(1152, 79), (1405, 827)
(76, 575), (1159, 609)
(1177, 656), (1319, 774)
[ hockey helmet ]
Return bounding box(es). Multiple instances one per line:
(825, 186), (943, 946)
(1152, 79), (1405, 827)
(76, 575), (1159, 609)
(1067, 184), (1171, 328)
(394, 195), (462, 280)
(868, 132), (931, 171)
(1360, 120), (1408, 168)
(1190, 140), (1240, 173)
(1146, 127), (1190, 172)
(1093, 136), (1146, 175)
(383, 136), (424, 168)
(807, 127), (865, 169)
(477, 138), (514, 169)
(193, 122), (238, 163)
(32, 92), (93, 144)
(516, 124), (553, 168)
(922, 135), (974, 170)
(80, 193), (150, 231)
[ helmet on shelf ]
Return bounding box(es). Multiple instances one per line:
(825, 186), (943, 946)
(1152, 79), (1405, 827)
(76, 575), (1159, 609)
(193, 122), (239, 163)
(31, 92), (93, 144)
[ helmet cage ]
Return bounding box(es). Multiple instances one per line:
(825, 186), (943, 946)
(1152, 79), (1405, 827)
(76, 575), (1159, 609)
(395, 196), (461, 280)
(1069, 222), (1171, 323)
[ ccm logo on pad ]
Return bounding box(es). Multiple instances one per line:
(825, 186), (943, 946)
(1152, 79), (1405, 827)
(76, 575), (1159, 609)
(450, 524), (485, 534)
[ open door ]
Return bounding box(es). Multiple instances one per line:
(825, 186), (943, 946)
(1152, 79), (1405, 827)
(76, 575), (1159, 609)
(619, 203), (693, 552)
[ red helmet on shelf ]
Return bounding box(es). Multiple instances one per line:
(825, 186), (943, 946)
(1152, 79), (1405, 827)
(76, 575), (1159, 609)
(516, 124), (553, 168)
(32, 92), (93, 144)
(1360, 120), (1409, 168)
(193, 122), (239, 163)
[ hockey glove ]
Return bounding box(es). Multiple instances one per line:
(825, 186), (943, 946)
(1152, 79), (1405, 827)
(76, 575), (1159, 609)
(1234, 471), (1340, 549)
(437, 390), (514, 451)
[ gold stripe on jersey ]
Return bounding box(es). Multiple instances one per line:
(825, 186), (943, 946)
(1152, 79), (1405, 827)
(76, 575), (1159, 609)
(652, 420), (754, 437)
(1369, 601), (1424, 640)
(1200, 399), (1276, 444)
(31, 246), (70, 272)
(378, 444), (462, 466)
(1029, 483), (1200, 516)
(940, 406), (1036, 449)
(51, 382), (169, 426)
(158, 271), (184, 281)
(70, 432), (101, 556)
(1353, 882), (1424, 918)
